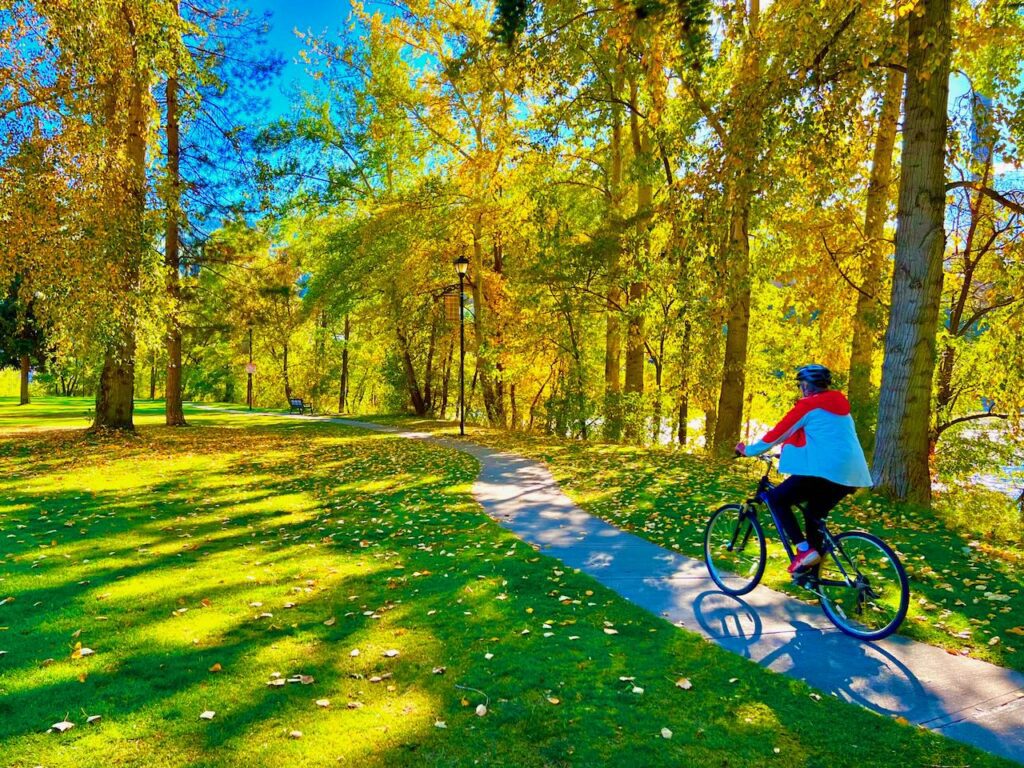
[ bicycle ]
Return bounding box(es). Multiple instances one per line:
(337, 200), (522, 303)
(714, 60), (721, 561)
(703, 455), (910, 641)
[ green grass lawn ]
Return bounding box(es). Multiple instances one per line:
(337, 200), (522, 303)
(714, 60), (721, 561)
(0, 398), (1017, 767)
(350, 413), (1024, 676)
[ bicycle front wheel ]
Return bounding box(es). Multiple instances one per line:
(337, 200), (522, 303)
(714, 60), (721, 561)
(817, 531), (909, 641)
(704, 504), (766, 596)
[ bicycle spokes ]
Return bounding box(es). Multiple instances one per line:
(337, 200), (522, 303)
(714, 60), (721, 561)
(817, 532), (909, 640)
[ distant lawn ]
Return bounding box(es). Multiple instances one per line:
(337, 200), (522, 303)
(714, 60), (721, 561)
(0, 398), (1015, 767)
(355, 414), (1024, 676)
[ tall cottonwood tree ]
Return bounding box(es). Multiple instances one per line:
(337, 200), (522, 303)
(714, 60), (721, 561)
(848, 66), (904, 455)
(872, 0), (953, 502)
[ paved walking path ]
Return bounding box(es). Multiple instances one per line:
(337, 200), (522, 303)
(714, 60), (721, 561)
(203, 407), (1024, 764)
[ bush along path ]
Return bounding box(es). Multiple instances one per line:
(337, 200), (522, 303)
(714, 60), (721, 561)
(205, 407), (1024, 765)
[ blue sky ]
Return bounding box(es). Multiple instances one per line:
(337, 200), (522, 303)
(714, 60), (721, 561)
(243, 0), (353, 120)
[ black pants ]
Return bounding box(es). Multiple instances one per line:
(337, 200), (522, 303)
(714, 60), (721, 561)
(765, 475), (854, 553)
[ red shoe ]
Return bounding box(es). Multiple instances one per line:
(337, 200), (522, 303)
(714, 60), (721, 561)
(787, 547), (820, 574)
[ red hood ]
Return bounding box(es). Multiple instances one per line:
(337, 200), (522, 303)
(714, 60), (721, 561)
(800, 390), (851, 416)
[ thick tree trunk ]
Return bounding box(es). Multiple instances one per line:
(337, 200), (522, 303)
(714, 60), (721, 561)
(712, 194), (752, 456)
(19, 354), (30, 405)
(164, 7), (186, 427)
(871, 0), (951, 504)
(96, 343), (136, 429)
(94, 34), (145, 431)
(711, 0), (760, 457)
(848, 68), (904, 456)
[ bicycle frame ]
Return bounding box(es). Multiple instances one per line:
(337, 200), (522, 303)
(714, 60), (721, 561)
(742, 456), (854, 592)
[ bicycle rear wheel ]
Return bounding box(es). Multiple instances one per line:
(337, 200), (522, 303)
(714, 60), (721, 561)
(817, 530), (909, 641)
(704, 504), (766, 596)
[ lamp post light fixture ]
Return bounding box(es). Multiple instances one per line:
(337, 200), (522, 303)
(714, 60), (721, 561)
(454, 255), (469, 436)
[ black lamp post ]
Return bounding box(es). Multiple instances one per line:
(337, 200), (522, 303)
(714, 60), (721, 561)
(454, 255), (469, 436)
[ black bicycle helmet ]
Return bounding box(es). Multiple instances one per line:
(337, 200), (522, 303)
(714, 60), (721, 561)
(795, 364), (832, 388)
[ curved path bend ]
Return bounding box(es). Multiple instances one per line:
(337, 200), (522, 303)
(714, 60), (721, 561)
(202, 407), (1024, 764)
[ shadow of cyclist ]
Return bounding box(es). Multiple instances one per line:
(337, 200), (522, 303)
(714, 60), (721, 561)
(694, 591), (929, 719)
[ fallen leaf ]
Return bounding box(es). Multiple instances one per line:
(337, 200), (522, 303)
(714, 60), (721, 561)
(209, 663), (222, 673)
(661, 727), (672, 739)
(675, 678), (692, 690)
(324, 617), (336, 626)
(603, 628), (618, 635)
(316, 699), (330, 708)
(289, 730), (302, 739)
(547, 697), (560, 705)
(199, 711), (215, 720)
(86, 715), (102, 724)
(350, 649), (360, 657)
(434, 720), (447, 728)
(383, 649), (399, 658)
(432, 666), (446, 675)
(989, 636), (1001, 646)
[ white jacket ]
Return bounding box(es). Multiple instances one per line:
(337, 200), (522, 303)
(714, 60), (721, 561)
(744, 390), (873, 488)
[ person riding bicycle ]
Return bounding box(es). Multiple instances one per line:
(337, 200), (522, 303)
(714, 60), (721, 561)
(734, 364), (873, 574)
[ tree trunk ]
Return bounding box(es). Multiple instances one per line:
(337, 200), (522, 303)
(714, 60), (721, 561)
(470, 222), (505, 427)
(339, 314), (350, 413)
(604, 51), (625, 400)
(711, 0), (761, 458)
(282, 341), (292, 404)
(94, 29), (145, 431)
(704, 404), (717, 453)
(624, 75), (650, 401)
(712, 196), (752, 456)
(424, 313), (438, 414)
(848, 67), (904, 455)
(19, 354), (30, 405)
(440, 337), (453, 418)
(871, 0), (951, 504)
(677, 394), (688, 445)
(164, 17), (186, 427)
(96, 344), (136, 429)
(396, 325), (427, 415)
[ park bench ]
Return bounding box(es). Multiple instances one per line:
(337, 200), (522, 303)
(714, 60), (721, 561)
(288, 397), (314, 415)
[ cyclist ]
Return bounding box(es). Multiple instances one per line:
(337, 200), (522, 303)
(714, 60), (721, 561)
(734, 364), (873, 574)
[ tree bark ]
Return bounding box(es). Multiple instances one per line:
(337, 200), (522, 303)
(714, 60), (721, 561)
(163, 2), (186, 427)
(396, 325), (427, 415)
(871, 0), (951, 504)
(848, 67), (904, 456)
(624, 74), (650, 401)
(282, 341), (292, 404)
(604, 51), (625, 400)
(711, 0), (761, 457)
(19, 354), (30, 405)
(149, 350), (156, 399)
(339, 314), (350, 413)
(712, 188), (752, 456)
(94, 19), (145, 431)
